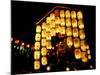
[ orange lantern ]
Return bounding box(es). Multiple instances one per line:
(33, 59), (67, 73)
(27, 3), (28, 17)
(35, 33), (41, 41)
(78, 19), (84, 29)
(72, 19), (77, 28)
(67, 37), (73, 48)
(66, 18), (71, 27)
(79, 30), (85, 40)
(65, 10), (70, 18)
(73, 28), (78, 37)
(41, 57), (47, 65)
(34, 51), (40, 59)
(34, 42), (40, 50)
(60, 10), (65, 18)
(74, 49), (81, 59)
(41, 47), (47, 56)
(34, 61), (40, 70)
(41, 39), (46, 46)
(71, 11), (76, 19)
(77, 11), (83, 20)
(74, 38), (80, 48)
(66, 27), (72, 36)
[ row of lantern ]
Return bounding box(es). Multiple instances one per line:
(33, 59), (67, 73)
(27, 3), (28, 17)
(49, 10), (83, 20)
(46, 17), (84, 28)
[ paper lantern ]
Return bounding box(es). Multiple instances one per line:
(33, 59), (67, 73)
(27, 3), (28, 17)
(79, 30), (85, 39)
(41, 57), (47, 65)
(71, 11), (76, 19)
(77, 11), (83, 20)
(42, 22), (46, 29)
(72, 19), (77, 28)
(36, 25), (41, 33)
(41, 39), (47, 46)
(34, 61), (40, 70)
(41, 47), (47, 56)
(34, 42), (40, 50)
(81, 57), (88, 63)
(42, 30), (46, 37)
(66, 18), (71, 27)
(35, 33), (41, 41)
(50, 28), (56, 36)
(34, 51), (40, 59)
(50, 13), (55, 20)
(65, 10), (70, 18)
(56, 25), (60, 33)
(87, 49), (90, 54)
(74, 38), (80, 48)
(60, 27), (65, 34)
(73, 28), (78, 37)
(81, 52), (87, 59)
(46, 32), (51, 40)
(74, 49), (81, 59)
(55, 17), (60, 24)
(60, 10), (65, 18)
(66, 27), (72, 36)
(46, 25), (51, 32)
(46, 17), (51, 24)
(78, 20), (84, 29)
(47, 41), (52, 49)
(50, 20), (55, 28)
(67, 37), (73, 48)
(88, 55), (91, 60)
(60, 18), (65, 26)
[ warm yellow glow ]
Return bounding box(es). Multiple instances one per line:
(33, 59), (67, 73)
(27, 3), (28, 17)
(41, 47), (47, 56)
(81, 57), (88, 63)
(55, 17), (60, 24)
(46, 17), (51, 24)
(50, 21), (55, 28)
(79, 30), (85, 39)
(74, 49), (81, 59)
(67, 37), (73, 48)
(66, 27), (72, 36)
(88, 55), (91, 60)
(65, 10), (70, 18)
(21, 42), (24, 46)
(42, 30), (46, 37)
(34, 61), (40, 70)
(46, 66), (51, 71)
(73, 28), (78, 37)
(77, 11), (83, 19)
(74, 38), (80, 48)
(86, 45), (89, 49)
(46, 25), (51, 32)
(35, 33), (41, 41)
(50, 28), (56, 36)
(81, 52), (87, 58)
(36, 25), (41, 33)
(15, 40), (19, 44)
(26, 44), (30, 48)
(42, 22), (46, 29)
(60, 27), (65, 34)
(71, 11), (76, 19)
(56, 25), (60, 33)
(47, 41), (52, 49)
(41, 57), (47, 65)
(41, 39), (47, 46)
(60, 10), (65, 18)
(60, 18), (65, 26)
(80, 41), (87, 51)
(46, 32), (51, 40)
(78, 20), (84, 29)
(72, 19), (77, 28)
(66, 18), (71, 27)
(50, 13), (55, 20)
(87, 49), (90, 54)
(34, 51), (40, 59)
(34, 42), (40, 50)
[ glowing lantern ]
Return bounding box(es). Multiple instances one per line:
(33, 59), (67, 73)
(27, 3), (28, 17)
(60, 18), (65, 26)
(72, 19), (77, 28)
(60, 10), (65, 18)
(78, 20), (84, 29)
(36, 25), (41, 33)
(46, 32), (51, 40)
(41, 47), (47, 56)
(34, 42), (40, 50)
(46, 25), (51, 32)
(66, 18), (71, 27)
(56, 25), (60, 33)
(65, 10), (70, 18)
(26, 44), (30, 48)
(71, 11), (76, 19)
(81, 52), (87, 59)
(46, 17), (51, 24)
(60, 27), (65, 34)
(74, 38), (80, 48)
(67, 37), (73, 48)
(15, 40), (19, 44)
(50, 21), (55, 28)
(82, 57), (88, 63)
(66, 27), (72, 36)
(55, 17), (60, 24)
(42, 30), (46, 37)
(79, 30), (85, 39)
(87, 49), (90, 54)
(35, 33), (41, 41)
(47, 41), (52, 49)
(41, 57), (47, 65)
(21, 42), (24, 46)
(42, 22), (46, 29)
(34, 61), (40, 70)
(34, 51), (40, 59)
(80, 40), (87, 51)
(73, 28), (78, 37)
(74, 49), (81, 59)
(88, 55), (91, 60)
(77, 11), (83, 19)
(50, 28), (56, 36)
(50, 13), (55, 20)
(41, 39), (46, 46)
(86, 45), (89, 49)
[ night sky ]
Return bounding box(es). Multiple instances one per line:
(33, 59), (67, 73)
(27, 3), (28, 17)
(11, 0), (96, 74)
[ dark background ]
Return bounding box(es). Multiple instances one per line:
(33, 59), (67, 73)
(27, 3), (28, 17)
(11, 0), (96, 74)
